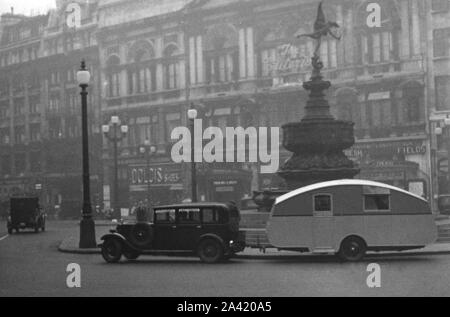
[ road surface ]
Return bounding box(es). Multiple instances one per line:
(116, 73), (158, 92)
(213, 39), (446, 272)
(0, 221), (449, 297)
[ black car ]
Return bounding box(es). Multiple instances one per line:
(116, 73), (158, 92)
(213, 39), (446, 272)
(100, 202), (246, 264)
(7, 197), (46, 234)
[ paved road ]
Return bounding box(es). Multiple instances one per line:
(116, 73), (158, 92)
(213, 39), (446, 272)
(0, 221), (450, 297)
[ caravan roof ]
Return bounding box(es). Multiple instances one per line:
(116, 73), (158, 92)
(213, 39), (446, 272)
(275, 179), (428, 205)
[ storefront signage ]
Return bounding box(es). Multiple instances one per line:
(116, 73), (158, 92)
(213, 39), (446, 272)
(275, 44), (312, 74)
(130, 164), (182, 191)
(345, 140), (427, 162)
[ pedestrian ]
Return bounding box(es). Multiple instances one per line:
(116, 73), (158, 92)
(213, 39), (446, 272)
(136, 201), (148, 223)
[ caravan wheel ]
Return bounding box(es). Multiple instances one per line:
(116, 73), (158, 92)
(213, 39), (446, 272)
(338, 236), (367, 262)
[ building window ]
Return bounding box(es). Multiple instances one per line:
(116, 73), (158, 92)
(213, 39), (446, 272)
(15, 153), (26, 175)
(30, 152), (41, 172)
(49, 95), (61, 112)
(336, 89), (358, 123)
(128, 47), (155, 94)
(14, 126), (25, 144)
(436, 76), (450, 111)
(369, 99), (392, 128)
(402, 82), (423, 123)
(30, 124), (41, 142)
(106, 56), (121, 98)
(165, 113), (181, 142)
(433, 28), (450, 58)
(0, 128), (10, 145)
(49, 119), (63, 139)
(432, 0), (449, 12)
(1, 155), (11, 175)
(163, 45), (180, 90)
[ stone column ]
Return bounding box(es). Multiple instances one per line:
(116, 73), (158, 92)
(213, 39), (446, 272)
(239, 28), (247, 79)
(189, 37), (196, 85)
(411, 0), (421, 56)
(246, 27), (255, 78)
(400, 0), (411, 59)
(196, 36), (204, 83)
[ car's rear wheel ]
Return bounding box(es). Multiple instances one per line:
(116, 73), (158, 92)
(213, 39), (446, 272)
(15, 228), (20, 233)
(123, 250), (140, 261)
(101, 239), (123, 263)
(7, 228), (12, 235)
(338, 236), (367, 262)
(198, 239), (224, 264)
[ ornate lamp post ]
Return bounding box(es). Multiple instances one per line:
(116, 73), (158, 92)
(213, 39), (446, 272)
(77, 60), (96, 249)
(187, 104), (198, 202)
(102, 116), (128, 220)
(139, 140), (157, 206)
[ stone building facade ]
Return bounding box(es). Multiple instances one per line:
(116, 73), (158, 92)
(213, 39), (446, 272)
(0, 0), (446, 214)
(0, 0), (102, 218)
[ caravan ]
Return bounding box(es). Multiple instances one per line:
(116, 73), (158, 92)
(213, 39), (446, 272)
(267, 180), (437, 261)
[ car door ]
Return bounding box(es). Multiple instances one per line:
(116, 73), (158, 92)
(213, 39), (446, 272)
(312, 194), (335, 252)
(174, 208), (202, 251)
(153, 208), (177, 250)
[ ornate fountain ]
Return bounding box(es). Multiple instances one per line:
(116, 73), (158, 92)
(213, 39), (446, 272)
(253, 3), (359, 209)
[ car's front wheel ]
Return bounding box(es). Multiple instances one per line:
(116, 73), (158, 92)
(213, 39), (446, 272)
(198, 239), (224, 264)
(101, 239), (123, 263)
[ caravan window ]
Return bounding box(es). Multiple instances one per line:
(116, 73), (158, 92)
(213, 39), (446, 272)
(363, 186), (391, 211)
(314, 194), (332, 212)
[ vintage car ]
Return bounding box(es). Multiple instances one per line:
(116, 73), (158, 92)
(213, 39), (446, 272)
(7, 197), (46, 234)
(100, 202), (246, 264)
(267, 179), (438, 262)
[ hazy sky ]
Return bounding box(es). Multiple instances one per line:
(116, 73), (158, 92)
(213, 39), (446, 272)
(0, 0), (56, 15)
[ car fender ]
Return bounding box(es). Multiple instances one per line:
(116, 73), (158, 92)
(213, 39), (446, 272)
(100, 233), (138, 251)
(198, 233), (226, 248)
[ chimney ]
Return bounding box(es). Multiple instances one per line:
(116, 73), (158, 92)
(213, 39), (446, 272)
(10, 7), (14, 15)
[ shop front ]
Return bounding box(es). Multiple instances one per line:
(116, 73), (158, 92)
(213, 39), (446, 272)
(129, 163), (184, 208)
(345, 139), (430, 199)
(197, 163), (253, 204)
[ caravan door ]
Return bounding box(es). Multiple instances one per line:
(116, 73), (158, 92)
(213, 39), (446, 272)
(312, 194), (335, 252)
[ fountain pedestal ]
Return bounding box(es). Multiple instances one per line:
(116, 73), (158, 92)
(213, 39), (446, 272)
(278, 56), (359, 189)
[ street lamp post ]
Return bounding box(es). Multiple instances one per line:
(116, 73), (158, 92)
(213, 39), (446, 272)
(102, 117), (128, 220)
(187, 104), (198, 203)
(77, 60), (96, 249)
(139, 140), (157, 206)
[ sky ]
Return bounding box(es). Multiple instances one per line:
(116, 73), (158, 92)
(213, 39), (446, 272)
(0, 0), (56, 16)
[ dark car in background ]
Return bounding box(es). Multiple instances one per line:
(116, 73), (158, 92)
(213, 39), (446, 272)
(100, 202), (245, 264)
(7, 197), (46, 234)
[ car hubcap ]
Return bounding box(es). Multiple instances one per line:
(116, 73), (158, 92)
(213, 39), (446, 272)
(204, 244), (217, 258)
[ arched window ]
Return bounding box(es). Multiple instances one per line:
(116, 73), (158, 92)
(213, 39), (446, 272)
(355, 0), (400, 65)
(163, 44), (180, 90)
(106, 55), (121, 98)
(205, 24), (239, 83)
(128, 41), (156, 94)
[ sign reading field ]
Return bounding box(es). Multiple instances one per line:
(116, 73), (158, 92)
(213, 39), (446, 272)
(66, 2), (82, 29)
